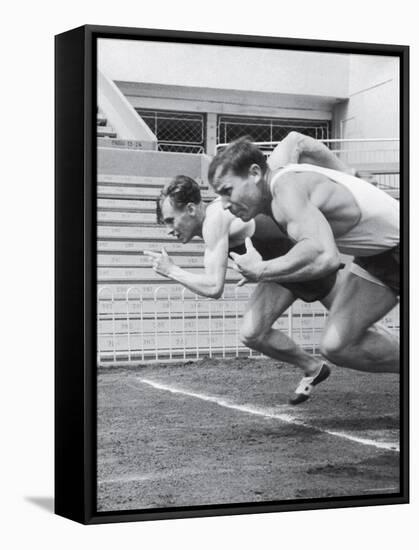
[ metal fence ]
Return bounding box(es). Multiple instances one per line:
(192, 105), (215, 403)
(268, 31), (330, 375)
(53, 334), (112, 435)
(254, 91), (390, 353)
(136, 108), (205, 153)
(217, 115), (330, 145)
(135, 110), (331, 155)
(97, 285), (399, 367)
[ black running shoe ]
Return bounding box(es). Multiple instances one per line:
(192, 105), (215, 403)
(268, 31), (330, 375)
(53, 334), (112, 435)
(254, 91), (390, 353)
(289, 363), (331, 405)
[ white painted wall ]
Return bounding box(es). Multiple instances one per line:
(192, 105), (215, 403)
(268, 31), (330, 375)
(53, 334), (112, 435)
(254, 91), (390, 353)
(334, 55), (399, 139)
(98, 39), (349, 98)
(99, 41), (399, 145)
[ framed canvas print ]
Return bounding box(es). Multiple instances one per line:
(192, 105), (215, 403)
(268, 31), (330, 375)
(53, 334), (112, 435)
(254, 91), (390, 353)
(55, 25), (409, 524)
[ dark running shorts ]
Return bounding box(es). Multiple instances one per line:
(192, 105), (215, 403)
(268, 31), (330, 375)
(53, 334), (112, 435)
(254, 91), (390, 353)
(353, 245), (400, 295)
(280, 270), (341, 303)
(229, 238), (343, 303)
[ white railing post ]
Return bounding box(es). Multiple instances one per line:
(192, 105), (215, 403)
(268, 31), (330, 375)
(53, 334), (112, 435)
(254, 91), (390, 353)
(195, 293), (199, 359)
(98, 286), (113, 366)
(153, 287), (160, 361)
(208, 297), (212, 359)
(221, 292), (226, 359)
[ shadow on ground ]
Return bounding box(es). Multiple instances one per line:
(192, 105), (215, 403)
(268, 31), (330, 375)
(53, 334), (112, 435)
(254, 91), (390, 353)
(25, 497), (54, 513)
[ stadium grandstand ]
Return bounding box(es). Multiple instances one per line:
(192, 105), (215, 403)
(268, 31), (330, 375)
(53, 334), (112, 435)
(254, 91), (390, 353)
(96, 43), (400, 366)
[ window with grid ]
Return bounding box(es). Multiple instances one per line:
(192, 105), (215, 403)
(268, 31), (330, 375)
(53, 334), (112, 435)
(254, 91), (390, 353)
(217, 115), (330, 151)
(136, 109), (206, 153)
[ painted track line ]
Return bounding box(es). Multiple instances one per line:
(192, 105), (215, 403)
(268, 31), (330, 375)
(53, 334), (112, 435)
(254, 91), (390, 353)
(138, 378), (399, 453)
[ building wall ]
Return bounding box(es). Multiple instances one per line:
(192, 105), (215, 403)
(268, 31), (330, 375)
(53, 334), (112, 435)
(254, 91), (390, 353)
(116, 82), (336, 122)
(333, 55), (399, 140)
(98, 39), (349, 99)
(99, 40), (399, 148)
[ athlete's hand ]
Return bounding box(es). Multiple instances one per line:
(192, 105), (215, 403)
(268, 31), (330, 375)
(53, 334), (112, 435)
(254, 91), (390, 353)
(143, 248), (174, 278)
(229, 238), (263, 285)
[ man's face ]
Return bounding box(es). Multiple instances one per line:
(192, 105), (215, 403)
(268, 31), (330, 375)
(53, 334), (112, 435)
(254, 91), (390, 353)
(161, 197), (201, 244)
(211, 165), (265, 222)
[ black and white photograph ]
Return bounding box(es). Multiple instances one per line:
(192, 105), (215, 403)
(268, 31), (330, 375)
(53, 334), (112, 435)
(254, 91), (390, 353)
(94, 31), (406, 515)
(4, 0), (419, 544)
(4, 0), (419, 542)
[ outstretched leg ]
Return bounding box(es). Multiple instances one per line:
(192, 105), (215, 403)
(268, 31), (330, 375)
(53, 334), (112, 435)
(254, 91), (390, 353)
(240, 282), (323, 376)
(321, 272), (399, 373)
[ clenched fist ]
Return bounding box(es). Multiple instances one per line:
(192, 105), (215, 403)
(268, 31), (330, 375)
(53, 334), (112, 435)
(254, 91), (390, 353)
(229, 237), (263, 286)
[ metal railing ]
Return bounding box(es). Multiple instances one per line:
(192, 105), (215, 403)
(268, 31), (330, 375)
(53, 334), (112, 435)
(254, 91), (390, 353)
(216, 137), (399, 156)
(215, 137), (400, 197)
(97, 285), (399, 366)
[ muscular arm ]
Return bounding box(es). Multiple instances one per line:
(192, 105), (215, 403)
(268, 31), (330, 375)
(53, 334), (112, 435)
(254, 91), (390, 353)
(150, 208), (232, 298)
(257, 175), (341, 282)
(268, 131), (350, 173)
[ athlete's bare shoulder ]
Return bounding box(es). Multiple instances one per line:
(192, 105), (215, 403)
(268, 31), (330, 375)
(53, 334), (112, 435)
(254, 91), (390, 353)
(269, 169), (318, 225)
(270, 168), (313, 198)
(205, 197), (234, 223)
(202, 198), (234, 245)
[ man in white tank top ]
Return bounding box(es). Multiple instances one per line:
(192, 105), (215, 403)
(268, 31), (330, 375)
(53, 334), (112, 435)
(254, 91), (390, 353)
(208, 136), (400, 382)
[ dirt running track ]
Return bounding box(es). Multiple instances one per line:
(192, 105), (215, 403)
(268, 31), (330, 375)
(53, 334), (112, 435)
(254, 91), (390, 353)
(97, 358), (400, 511)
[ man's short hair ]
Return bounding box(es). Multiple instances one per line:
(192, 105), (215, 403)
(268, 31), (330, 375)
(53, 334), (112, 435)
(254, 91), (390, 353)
(157, 175), (202, 224)
(208, 136), (268, 186)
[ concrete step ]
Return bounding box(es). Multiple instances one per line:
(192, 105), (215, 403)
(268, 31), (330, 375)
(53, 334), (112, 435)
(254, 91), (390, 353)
(97, 266), (240, 282)
(97, 185), (215, 201)
(97, 211), (156, 224)
(97, 186), (161, 200)
(98, 147), (209, 181)
(98, 175), (176, 187)
(97, 240), (205, 255)
(98, 253), (204, 268)
(97, 127), (117, 138)
(98, 198), (157, 211)
(97, 225), (204, 240)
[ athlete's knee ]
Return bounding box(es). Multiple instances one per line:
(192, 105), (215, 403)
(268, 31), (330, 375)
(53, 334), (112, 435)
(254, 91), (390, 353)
(320, 327), (349, 363)
(239, 322), (266, 350)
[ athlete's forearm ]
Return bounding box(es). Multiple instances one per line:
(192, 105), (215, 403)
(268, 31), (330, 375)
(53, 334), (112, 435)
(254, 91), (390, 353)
(167, 265), (225, 298)
(268, 133), (300, 168)
(257, 241), (341, 282)
(296, 134), (350, 173)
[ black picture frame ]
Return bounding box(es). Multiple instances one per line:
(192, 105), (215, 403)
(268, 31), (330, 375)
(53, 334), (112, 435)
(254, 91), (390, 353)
(55, 24), (409, 525)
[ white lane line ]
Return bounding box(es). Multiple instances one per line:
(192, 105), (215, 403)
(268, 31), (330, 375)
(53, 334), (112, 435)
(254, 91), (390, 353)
(139, 378), (399, 453)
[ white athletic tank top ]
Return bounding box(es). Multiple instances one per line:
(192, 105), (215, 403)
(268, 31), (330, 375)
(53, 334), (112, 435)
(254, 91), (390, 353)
(269, 164), (399, 256)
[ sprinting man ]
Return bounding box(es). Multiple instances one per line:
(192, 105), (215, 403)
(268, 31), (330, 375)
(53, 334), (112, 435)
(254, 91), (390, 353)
(146, 177), (339, 404)
(144, 133), (374, 404)
(208, 136), (399, 388)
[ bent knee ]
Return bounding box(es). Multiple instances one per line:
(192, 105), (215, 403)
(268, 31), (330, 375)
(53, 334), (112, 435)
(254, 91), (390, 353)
(240, 325), (265, 349)
(320, 329), (348, 363)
